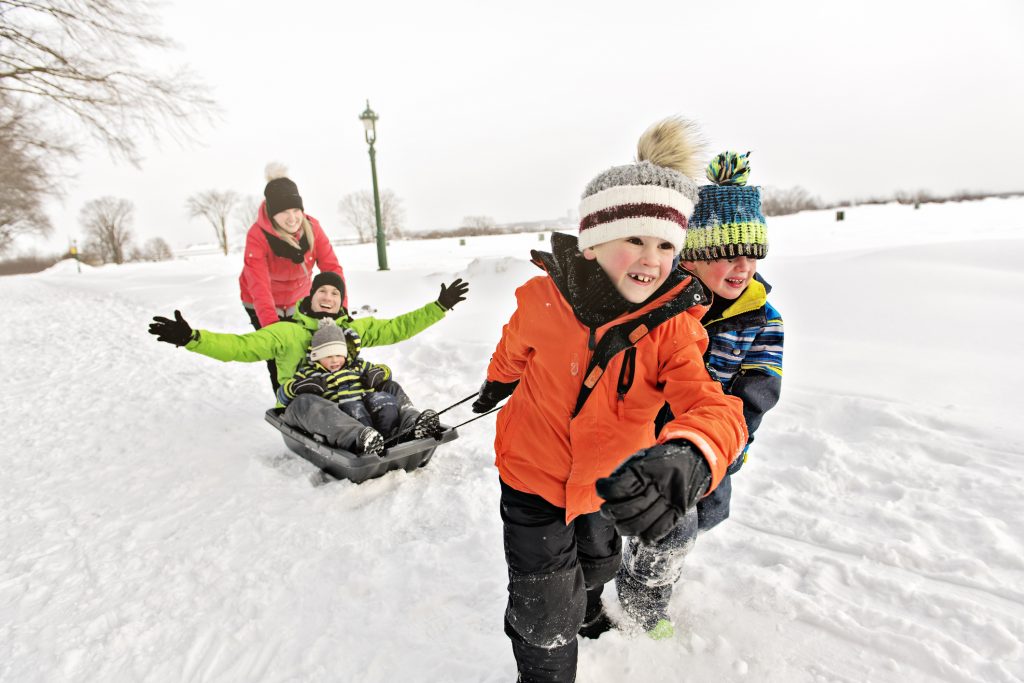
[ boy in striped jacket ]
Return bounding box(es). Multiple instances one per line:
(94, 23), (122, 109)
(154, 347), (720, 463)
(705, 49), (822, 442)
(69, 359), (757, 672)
(277, 322), (441, 456)
(616, 152), (784, 639)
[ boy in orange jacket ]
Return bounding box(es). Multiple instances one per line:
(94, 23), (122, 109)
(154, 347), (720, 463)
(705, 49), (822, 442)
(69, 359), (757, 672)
(471, 118), (748, 683)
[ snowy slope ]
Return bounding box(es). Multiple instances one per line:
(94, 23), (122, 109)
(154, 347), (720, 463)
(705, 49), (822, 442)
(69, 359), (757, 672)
(1, 199), (1022, 683)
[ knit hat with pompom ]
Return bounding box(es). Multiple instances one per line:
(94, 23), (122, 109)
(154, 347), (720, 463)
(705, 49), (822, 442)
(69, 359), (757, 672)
(682, 151), (768, 261)
(309, 320), (347, 361)
(577, 117), (706, 253)
(263, 162), (304, 218)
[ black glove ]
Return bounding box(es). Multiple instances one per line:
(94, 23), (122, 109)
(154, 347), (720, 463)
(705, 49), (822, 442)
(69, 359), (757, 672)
(362, 365), (391, 390)
(471, 379), (519, 413)
(290, 374), (327, 396)
(148, 310), (196, 347)
(437, 278), (469, 310)
(596, 441), (711, 545)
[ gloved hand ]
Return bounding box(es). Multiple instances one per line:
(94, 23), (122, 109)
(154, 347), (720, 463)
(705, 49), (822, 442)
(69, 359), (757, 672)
(437, 278), (469, 311)
(362, 365), (391, 389)
(471, 379), (519, 413)
(291, 374), (327, 396)
(596, 440), (711, 545)
(148, 310), (196, 347)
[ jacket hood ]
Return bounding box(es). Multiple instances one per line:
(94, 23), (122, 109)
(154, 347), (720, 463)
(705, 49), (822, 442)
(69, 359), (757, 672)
(530, 232), (698, 328)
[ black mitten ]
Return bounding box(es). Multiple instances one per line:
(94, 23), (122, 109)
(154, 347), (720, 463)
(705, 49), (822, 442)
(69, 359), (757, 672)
(290, 374), (327, 396)
(436, 278), (469, 310)
(148, 310), (196, 347)
(470, 379), (519, 413)
(362, 365), (391, 389)
(596, 441), (711, 545)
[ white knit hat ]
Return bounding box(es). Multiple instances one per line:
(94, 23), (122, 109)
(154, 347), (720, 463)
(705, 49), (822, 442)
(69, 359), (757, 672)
(309, 321), (348, 361)
(577, 117), (705, 253)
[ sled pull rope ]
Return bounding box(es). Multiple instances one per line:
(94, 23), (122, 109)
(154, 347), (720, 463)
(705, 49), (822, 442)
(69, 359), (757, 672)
(448, 404), (503, 430)
(437, 391), (480, 417)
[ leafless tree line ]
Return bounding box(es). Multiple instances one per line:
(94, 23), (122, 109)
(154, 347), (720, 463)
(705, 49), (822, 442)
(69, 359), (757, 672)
(0, 0), (214, 257)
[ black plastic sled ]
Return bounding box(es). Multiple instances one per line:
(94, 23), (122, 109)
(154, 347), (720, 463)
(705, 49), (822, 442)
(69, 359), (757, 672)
(264, 408), (459, 484)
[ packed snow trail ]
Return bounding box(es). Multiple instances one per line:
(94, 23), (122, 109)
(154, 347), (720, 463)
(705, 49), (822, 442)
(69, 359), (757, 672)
(2, 206), (1023, 682)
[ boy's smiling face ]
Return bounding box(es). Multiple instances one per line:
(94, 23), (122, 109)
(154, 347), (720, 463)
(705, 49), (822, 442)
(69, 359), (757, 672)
(583, 236), (676, 304)
(682, 256), (757, 300)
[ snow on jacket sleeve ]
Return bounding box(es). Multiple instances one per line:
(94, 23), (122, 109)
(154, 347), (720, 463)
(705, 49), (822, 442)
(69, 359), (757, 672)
(346, 300), (446, 348)
(240, 226), (281, 328)
(656, 324), (749, 493)
(308, 218), (347, 309)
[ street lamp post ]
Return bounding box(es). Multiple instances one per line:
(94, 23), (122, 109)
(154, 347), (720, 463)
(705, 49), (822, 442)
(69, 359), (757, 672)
(359, 100), (388, 271)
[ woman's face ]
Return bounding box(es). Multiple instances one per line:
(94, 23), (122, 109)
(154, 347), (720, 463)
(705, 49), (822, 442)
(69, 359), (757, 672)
(311, 285), (342, 314)
(273, 208), (304, 235)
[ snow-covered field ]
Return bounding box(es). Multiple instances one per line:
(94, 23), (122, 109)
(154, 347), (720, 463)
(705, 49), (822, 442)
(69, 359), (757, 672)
(2, 198), (1022, 683)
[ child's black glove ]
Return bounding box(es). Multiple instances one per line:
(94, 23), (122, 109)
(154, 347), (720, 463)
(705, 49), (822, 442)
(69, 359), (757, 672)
(149, 310), (196, 347)
(596, 440), (711, 545)
(437, 278), (469, 310)
(471, 379), (519, 413)
(291, 374), (327, 396)
(362, 365), (391, 389)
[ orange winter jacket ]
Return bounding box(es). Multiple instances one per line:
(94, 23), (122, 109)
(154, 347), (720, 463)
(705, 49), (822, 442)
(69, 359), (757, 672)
(487, 246), (747, 523)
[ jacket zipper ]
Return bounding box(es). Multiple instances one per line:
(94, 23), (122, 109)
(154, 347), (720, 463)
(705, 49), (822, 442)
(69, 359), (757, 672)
(615, 347), (637, 419)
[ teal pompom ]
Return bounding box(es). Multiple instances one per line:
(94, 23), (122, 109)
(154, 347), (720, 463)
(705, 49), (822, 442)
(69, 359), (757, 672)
(706, 151), (751, 186)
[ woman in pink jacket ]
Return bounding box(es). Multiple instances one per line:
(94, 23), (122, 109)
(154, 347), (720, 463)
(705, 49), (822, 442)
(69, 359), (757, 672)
(240, 164), (345, 389)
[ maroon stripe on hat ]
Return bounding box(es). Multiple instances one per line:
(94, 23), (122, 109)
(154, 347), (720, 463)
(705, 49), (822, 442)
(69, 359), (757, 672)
(579, 203), (688, 232)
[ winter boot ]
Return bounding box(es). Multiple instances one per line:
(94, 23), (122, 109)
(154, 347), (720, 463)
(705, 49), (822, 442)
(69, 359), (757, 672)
(577, 606), (614, 639)
(647, 618), (675, 640)
(358, 427), (385, 457)
(578, 587), (614, 640)
(413, 409), (443, 439)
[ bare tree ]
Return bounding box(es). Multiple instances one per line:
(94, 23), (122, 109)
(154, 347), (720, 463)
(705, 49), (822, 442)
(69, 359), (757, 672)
(186, 190), (239, 255)
(760, 186), (821, 217)
(80, 197), (134, 264)
(131, 236), (173, 262)
(462, 215), (496, 230)
(0, 0), (215, 163)
(338, 190), (405, 242)
(232, 194), (261, 243)
(0, 94), (62, 255)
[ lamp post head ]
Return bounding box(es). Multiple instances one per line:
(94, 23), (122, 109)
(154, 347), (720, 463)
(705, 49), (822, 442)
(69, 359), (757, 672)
(359, 100), (378, 145)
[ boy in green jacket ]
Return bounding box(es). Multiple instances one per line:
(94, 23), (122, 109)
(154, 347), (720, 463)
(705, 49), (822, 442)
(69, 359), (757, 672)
(148, 273), (468, 433)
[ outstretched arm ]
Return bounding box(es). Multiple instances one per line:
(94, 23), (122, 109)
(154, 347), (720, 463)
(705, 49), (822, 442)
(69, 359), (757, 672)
(349, 279), (469, 347)
(149, 310), (198, 347)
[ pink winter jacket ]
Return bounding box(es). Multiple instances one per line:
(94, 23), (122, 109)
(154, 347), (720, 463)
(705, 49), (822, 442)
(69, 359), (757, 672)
(239, 202), (345, 327)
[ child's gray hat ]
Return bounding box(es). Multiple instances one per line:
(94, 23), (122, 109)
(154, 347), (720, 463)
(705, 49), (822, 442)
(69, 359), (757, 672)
(309, 320), (347, 361)
(578, 117), (705, 253)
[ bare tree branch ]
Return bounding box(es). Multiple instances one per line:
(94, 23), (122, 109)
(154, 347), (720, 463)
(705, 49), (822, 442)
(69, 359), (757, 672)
(79, 196), (133, 263)
(186, 190), (239, 256)
(0, 93), (61, 254)
(338, 190), (405, 243)
(0, 0), (216, 163)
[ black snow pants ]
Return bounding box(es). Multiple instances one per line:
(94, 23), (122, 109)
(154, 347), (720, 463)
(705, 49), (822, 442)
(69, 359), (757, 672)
(339, 392), (401, 438)
(499, 479), (621, 683)
(281, 394), (367, 452)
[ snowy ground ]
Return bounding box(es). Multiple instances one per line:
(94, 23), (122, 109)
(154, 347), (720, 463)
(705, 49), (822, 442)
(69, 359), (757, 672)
(2, 198), (1023, 682)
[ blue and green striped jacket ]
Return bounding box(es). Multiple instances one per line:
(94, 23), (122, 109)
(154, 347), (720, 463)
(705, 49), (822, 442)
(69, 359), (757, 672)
(702, 273), (783, 471)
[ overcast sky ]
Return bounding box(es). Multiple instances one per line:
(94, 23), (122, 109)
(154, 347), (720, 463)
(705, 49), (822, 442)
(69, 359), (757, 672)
(31, 0), (1024, 252)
